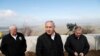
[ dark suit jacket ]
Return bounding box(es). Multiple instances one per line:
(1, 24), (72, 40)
(64, 34), (90, 56)
(1, 32), (27, 56)
(36, 32), (64, 56)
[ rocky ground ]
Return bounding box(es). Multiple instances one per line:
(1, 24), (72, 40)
(0, 50), (99, 56)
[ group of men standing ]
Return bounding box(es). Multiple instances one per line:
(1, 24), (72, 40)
(0, 20), (90, 56)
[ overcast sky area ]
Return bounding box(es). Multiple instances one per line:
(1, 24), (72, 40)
(0, 0), (100, 27)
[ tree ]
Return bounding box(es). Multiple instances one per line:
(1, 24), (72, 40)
(66, 23), (77, 35)
(22, 25), (32, 36)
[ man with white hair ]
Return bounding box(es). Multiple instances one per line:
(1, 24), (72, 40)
(1, 25), (27, 56)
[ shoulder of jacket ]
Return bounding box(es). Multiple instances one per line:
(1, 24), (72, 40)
(2, 34), (10, 39)
(67, 34), (74, 39)
(17, 32), (24, 36)
(55, 32), (60, 36)
(38, 33), (46, 39)
(81, 34), (87, 39)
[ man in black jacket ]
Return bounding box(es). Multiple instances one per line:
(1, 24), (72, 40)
(1, 25), (27, 56)
(65, 26), (90, 56)
(36, 20), (64, 56)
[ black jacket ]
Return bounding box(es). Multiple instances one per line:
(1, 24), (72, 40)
(1, 32), (27, 56)
(36, 33), (64, 56)
(64, 34), (90, 56)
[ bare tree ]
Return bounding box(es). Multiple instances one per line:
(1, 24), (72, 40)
(22, 25), (32, 36)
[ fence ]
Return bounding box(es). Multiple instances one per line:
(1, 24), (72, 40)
(0, 34), (100, 53)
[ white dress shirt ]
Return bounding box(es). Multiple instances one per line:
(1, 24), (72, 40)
(12, 35), (17, 40)
(51, 32), (55, 40)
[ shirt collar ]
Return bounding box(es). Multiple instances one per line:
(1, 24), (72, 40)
(51, 32), (55, 40)
(45, 32), (56, 40)
(73, 34), (82, 39)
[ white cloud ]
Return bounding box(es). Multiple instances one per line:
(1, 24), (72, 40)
(0, 9), (17, 18)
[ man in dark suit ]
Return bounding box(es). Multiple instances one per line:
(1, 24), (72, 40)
(1, 25), (27, 56)
(36, 20), (64, 56)
(65, 26), (90, 56)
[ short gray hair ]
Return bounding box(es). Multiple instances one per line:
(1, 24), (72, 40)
(45, 20), (55, 27)
(74, 26), (82, 30)
(9, 25), (17, 30)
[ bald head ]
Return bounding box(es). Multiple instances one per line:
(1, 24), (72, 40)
(9, 25), (17, 36)
(45, 20), (55, 35)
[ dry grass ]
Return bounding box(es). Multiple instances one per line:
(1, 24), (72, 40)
(0, 50), (100, 56)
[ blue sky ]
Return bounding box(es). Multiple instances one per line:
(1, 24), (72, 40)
(0, 0), (100, 27)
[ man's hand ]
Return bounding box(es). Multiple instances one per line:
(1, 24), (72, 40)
(79, 52), (84, 56)
(74, 52), (78, 56)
